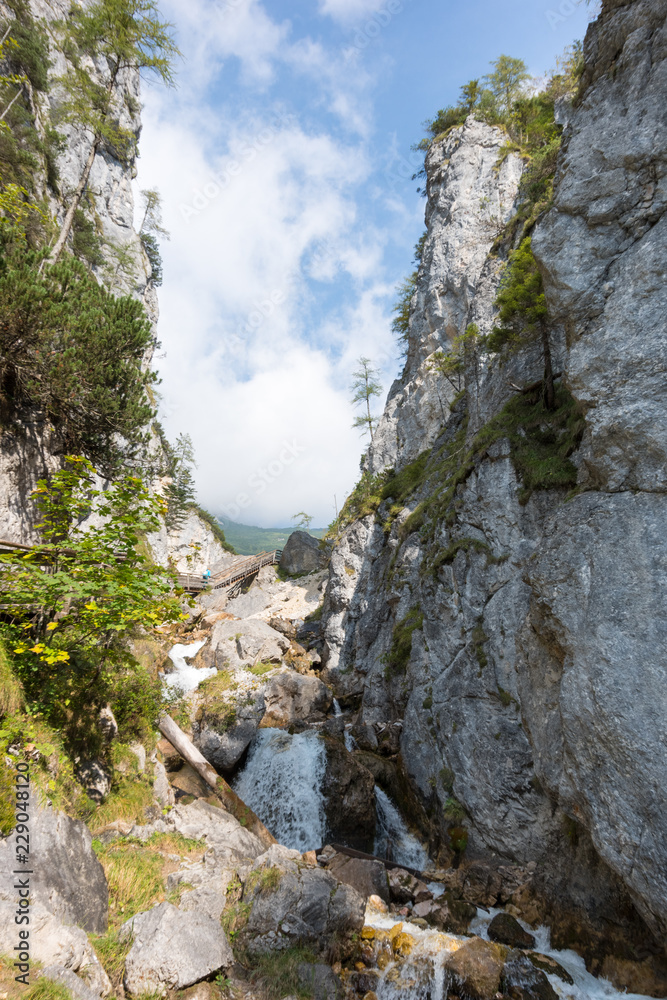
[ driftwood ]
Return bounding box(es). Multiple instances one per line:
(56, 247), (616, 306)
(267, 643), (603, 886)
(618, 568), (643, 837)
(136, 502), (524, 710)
(158, 713), (276, 849)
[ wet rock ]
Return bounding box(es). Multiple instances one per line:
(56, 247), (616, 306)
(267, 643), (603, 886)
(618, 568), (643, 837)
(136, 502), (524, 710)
(455, 862), (504, 906)
(350, 723), (378, 752)
(196, 716), (261, 775)
(298, 963), (343, 1000)
(121, 902), (233, 994)
(502, 950), (558, 1000)
(444, 937), (506, 1000)
(242, 851), (365, 956)
(488, 912), (536, 949)
(326, 854), (389, 903)
(349, 971), (379, 994)
(262, 671), (332, 726)
(526, 954), (573, 986)
(321, 737), (376, 850)
(600, 954), (667, 998)
(411, 895), (475, 935)
(280, 531), (325, 575)
(0, 802), (109, 933)
(387, 868), (430, 904)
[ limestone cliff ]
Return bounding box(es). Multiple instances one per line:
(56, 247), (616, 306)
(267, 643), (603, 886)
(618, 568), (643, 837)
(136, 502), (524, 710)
(322, 0), (667, 982)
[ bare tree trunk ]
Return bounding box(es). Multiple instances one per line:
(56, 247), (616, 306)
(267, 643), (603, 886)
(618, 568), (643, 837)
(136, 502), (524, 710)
(366, 393), (374, 440)
(541, 322), (555, 410)
(48, 137), (99, 264)
(158, 713), (276, 849)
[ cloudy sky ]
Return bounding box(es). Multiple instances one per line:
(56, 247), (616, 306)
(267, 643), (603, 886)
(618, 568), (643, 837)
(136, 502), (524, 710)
(136, 0), (594, 529)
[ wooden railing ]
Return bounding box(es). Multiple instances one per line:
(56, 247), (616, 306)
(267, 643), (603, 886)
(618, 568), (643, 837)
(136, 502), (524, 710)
(176, 549), (282, 594)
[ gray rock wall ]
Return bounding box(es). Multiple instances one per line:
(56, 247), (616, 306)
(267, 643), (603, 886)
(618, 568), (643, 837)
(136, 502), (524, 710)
(322, 0), (667, 967)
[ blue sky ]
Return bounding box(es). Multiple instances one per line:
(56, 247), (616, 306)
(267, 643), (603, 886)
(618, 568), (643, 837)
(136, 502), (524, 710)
(136, 0), (596, 528)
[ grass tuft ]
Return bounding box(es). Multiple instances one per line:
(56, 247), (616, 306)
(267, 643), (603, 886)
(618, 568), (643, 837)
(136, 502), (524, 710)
(383, 606), (424, 680)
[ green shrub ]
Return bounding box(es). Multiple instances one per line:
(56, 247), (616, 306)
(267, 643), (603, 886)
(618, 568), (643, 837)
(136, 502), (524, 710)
(0, 253), (157, 476)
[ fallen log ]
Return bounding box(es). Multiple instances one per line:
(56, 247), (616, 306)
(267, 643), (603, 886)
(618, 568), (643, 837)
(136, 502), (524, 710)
(158, 713), (276, 849)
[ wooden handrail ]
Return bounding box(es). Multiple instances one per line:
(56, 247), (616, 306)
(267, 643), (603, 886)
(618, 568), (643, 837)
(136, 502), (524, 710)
(176, 549), (283, 594)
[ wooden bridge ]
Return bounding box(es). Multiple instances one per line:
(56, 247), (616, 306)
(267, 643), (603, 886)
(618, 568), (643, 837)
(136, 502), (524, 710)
(0, 538), (282, 596)
(177, 549), (282, 594)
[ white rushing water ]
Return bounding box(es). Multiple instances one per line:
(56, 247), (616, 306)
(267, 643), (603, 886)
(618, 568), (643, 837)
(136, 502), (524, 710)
(333, 699), (358, 752)
(364, 898), (660, 1000)
(163, 640), (213, 694)
(374, 787), (429, 871)
(233, 728), (327, 852)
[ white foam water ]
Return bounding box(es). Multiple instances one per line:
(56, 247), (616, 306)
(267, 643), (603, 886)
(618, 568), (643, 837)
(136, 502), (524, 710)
(233, 728), (327, 852)
(374, 787), (429, 871)
(163, 640), (213, 694)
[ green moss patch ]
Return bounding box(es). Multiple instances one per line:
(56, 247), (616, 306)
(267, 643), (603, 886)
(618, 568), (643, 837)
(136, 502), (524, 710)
(383, 606), (424, 680)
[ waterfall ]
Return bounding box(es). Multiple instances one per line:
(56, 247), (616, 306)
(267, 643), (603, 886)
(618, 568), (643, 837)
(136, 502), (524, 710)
(374, 787), (429, 871)
(163, 640), (214, 694)
(233, 728), (327, 852)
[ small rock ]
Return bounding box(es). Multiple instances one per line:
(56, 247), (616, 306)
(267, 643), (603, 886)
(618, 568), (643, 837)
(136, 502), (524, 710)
(488, 912), (535, 950)
(387, 868), (430, 905)
(39, 966), (102, 1000)
(349, 971), (379, 994)
(153, 761), (175, 808)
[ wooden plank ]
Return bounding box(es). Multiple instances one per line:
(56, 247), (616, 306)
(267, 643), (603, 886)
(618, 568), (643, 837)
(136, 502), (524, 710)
(158, 713), (276, 849)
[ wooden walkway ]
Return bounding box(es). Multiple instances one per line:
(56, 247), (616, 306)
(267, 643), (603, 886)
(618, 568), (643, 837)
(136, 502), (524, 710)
(177, 549), (282, 593)
(0, 538), (282, 596)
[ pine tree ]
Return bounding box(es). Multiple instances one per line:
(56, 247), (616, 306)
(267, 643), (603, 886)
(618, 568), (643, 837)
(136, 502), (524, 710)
(49, 0), (179, 263)
(351, 357), (383, 441)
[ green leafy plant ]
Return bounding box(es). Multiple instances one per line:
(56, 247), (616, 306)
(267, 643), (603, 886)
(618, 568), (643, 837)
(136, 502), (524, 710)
(0, 456), (183, 722)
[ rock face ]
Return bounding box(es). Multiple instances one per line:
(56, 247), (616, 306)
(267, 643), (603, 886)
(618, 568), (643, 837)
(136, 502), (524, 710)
(241, 846), (365, 955)
(320, 0), (667, 977)
(280, 531), (324, 575)
(121, 902), (233, 995)
(262, 671), (332, 726)
(0, 803), (109, 933)
(321, 738), (376, 851)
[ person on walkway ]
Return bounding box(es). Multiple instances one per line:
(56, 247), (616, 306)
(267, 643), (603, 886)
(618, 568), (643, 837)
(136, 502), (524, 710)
(202, 568), (211, 582)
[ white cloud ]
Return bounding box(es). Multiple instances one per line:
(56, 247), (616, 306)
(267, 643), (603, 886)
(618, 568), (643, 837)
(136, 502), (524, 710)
(135, 0), (409, 526)
(318, 0), (390, 26)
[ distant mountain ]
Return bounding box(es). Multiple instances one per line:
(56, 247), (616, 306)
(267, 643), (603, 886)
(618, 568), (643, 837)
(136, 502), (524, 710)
(215, 516), (325, 556)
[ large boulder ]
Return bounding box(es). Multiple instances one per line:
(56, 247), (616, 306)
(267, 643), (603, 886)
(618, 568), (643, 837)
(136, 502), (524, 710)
(0, 901), (111, 996)
(262, 671), (332, 726)
(129, 799), (265, 860)
(121, 902), (233, 995)
(207, 618), (290, 670)
(488, 911), (536, 950)
(321, 738), (376, 851)
(444, 938), (506, 1000)
(280, 531), (324, 576)
(241, 846), (365, 955)
(0, 802), (108, 933)
(326, 853), (389, 903)
(196, 691), (265, 775)
(502, 951), (558, 1000)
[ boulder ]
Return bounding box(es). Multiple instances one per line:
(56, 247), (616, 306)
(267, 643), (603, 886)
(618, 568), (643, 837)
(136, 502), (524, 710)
(39, 966), (102, 1000)
(298, 963), (343, 1000)
(153, 761), (175, 808)
(444, 937), (506, 1000)
(269, 617), (298, 640)
(197, 718), (259, 774)
(129, 799), (264, 860)
(280, 531), (324, 576)
(321, 737), (376, 850)
(502, 951), (558, 1000)
(208, 618), (291, 671)
(326, 853), (389, 903)
(0, 802), (109, 933)
(76, 760), (111, 804)
(488, 911), (536, 950)
(0, 901), (111, 996)
(411, 895), (475, 935)
(262, 671), (332, 726)
(121, 902), (233, 995)
(242, 850), (365, 955)
(179, 886), (227, 922)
